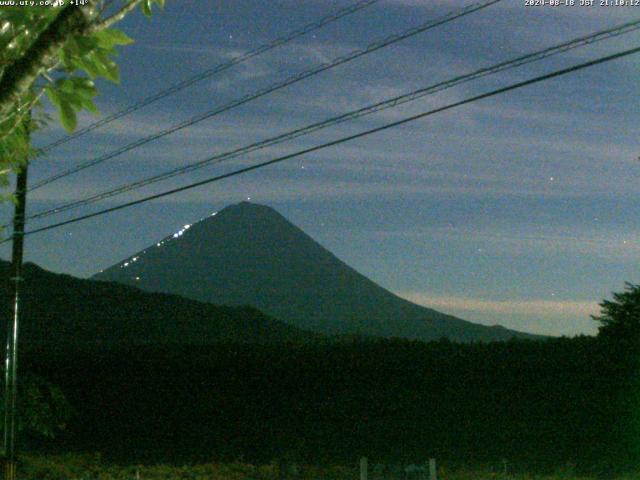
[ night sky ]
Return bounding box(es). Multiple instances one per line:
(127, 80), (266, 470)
(2, 0), (639, 336)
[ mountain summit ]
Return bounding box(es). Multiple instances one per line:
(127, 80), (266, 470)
(93, 202), (537, 342)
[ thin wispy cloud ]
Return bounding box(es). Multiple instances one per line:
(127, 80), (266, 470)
(398, 292), (599, 336)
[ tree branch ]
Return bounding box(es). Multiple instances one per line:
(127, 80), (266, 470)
(0, 1), (145, 122)
(88, 0), (144, 33)
(0, 87), (46, 143)
(0, 5), (95, 121)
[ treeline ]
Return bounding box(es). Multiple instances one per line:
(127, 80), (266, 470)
(18, 335), (640, 475)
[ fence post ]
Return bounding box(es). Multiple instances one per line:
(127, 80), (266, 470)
(360, 457), (368, 480)
(428, 459), (436, 480)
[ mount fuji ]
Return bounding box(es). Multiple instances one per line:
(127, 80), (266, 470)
(93, 202), (539, 342)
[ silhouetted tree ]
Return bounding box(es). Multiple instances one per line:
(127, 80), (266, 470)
(592, 282), (640, 341)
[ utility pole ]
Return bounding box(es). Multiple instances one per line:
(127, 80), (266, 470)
(2, 139), (29, 480)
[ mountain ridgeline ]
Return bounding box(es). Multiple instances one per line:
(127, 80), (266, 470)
(0, 261), (315, 347)
(94, 202), (538, 342)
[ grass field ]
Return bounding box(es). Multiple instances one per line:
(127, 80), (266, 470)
(17, 455), (640, 480)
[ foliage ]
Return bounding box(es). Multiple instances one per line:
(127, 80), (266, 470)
(13, 455), (640, 480)
(0, 372), (72, 438)
(592, 282), (640, 341)
(18, 372), (72, 438)
(9, 267), (640, 473)
(20, 336), (636, 474)
(0, 0), (164, 186)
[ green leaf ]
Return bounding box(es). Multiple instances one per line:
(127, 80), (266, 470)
(46, 83), (89, 132)
(94, 50), (120, 83)
(94, 28), (134, 49)
(105, 60), (120, 83)
(79, 49), (119, 83)
(74, 34), (98, 52)
(75, 52), (103, 79)
(61, 77), (97, 99)
(141, 0), (153, 17)
(58, 101), (77, 132)
(80, 98), (99, 114)
(45, 85), (62, 110)
(71, 76), (96, 92)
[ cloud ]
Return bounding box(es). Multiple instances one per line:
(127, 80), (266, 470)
(397, 292), (600, 336)
(28, 120), (640, 207)
(402, 293), (598, 318)
(372, 224), (640, 262)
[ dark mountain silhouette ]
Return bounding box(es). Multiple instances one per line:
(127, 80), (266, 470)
(93, 202), (539, 342)
(0, 260), (315, 346)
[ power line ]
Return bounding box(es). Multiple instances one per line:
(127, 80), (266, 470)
(36, 0), (382, 155)
(25, 17), (640, 222)
(12, 44), (640, 241)
(29, 0), (502, 191)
